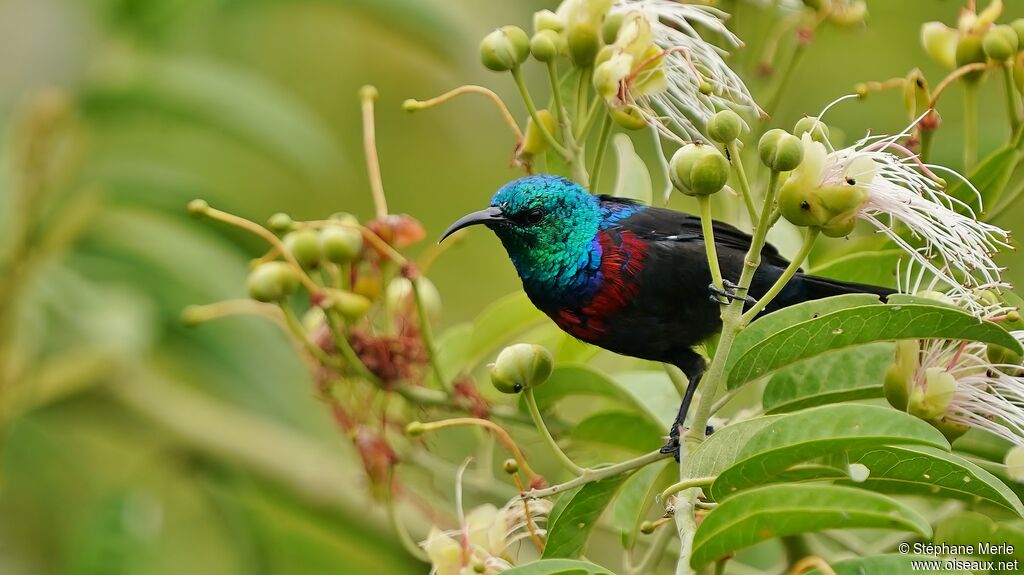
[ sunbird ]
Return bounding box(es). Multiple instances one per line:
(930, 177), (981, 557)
(441, 175), (892, 455)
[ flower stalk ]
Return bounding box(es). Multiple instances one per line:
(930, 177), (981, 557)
(523, 387), (586, 476)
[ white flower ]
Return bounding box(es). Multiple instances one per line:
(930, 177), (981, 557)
(604, 0), (759, 141)
(886, 287), (1024, 452)
(779, 97), (1012, 302)
(422, 460), (553, 575)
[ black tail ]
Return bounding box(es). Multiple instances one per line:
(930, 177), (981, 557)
(796, 273), (896, 302)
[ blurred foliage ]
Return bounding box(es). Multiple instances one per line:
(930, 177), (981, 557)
(2, 1), (1024, 574)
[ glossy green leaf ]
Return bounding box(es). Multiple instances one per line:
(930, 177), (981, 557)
(542, 476), (628, 559)
(726, 294), (880, 375)
(501, 559), (614, 575)
(805, 554), (955, 575)
(571, 412), (664, 454)
(837, 445), (1024, 515)
(763, 343), (892, 413)
(807, 249), (903, 288)
(610, 370), (680, 427)
(933, 511), (1024, 562)
(728, 301), (1023, 389)
(611, 134), (652, 204)
(691, 484), (932, 569)
(526, 365), (661, 428)
(710, 404), (949, 500)
(611, 460), (671, 548)
(684, 416), (780, 479)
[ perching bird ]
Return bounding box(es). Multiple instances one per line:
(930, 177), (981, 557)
(441, 174), (892, 455)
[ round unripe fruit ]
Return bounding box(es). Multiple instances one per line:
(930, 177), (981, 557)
(490, 343), (553, 394)
(386, 277), (442, 321)
(284, 229), (322, 269)
(669, 143), (729, 196)
(1011, 19), (1024, 49)
(480, 26), (530, 71)
(327, 289), (372, 320)
(267, 212), (293, 233)
(533, 9), (564, 33)
(984, 24), (1019, 61)
(329, 212), (359, 226)
(793, 116), (830, 144)
(320, 226), (363, 263)
(758, 129), (803, 171)
(247, 261), (299, 302)
(1006, 446), (1024, 482)
(405, 421), (426, 437)
(187, 199), (209, 217)
(707, 110), (744, 144)
(530, 30), (560, 62)
(503, 458), (519, 474)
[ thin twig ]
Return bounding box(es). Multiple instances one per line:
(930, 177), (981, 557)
(360, 86), (389, 219)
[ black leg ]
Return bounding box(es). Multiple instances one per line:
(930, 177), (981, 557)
(660, 354), (707, 461)
(708, 279), (757, 306)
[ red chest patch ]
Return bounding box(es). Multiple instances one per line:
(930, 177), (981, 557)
(551, 230), (647, 342)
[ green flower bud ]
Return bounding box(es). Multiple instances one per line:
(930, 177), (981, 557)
(793, 116), (830, 144)
(707, 110), (744, 144)
(533, 9), (564, 33)
(283, 229), (322, 269)
(522, 109), (557, 155)
(984, 24), (1019, 61)
(353, 275), (382, 301)
(247, 261), (299, 302)
(956, 34), (987, 82)
(326, 288), (372, 320)
(186, 199), (209, 217)
(386, 277), (442, 321)
(267, 212), (294, 234)
(1011, 19), (1024, 49)
(908, 366), (957, 420)
(921, 22), (958, 69)
(669, 143), (729, 196)
(828, 0), (867, 28)
(608, 106), (648, 130)
(530, 30), (561, 62)
(489, 343), (553, 394)
(640, 521), (656, 535)
(503, 458), (519, 474)
(320, 225), (363, 263)
(758, 129), (804, 172)
(698, 80), (713, 95)
(480, 26), (530, 71)
(405, 421), (426, 437)
(567, 24), (601, 67)
(884, 340), (918, 412)
(602, 12), (625, 44)
(1006, 446), (1024, 482)
(329, 211), (360, 226)
(987, 343), (1023, 376)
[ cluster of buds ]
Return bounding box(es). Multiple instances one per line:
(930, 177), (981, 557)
(921, 0), (1020, 73)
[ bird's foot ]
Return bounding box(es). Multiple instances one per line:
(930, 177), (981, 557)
(660, 425), (716, 462)
(708, 280), (756, 306)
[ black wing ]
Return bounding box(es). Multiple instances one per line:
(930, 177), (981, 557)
(602, 198), (791, 268)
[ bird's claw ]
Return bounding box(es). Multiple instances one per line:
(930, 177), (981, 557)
(660, 425), (715, 462)
(708, 280), (756, 306)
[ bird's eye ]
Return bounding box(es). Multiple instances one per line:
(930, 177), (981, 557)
(523, 208), (544, 225)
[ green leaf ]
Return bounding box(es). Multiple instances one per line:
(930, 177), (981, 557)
(611, 370), (681, 427)
(726, 293), (880, 376)
(933, 511), (1024, 562)
(526, 365), (662, 428)
(763, 343), (892, 413)
(728, 301), (1023, 389)
(804, 554), (955, 575)
(685, 416), (780, 479)
(571, 412), (664, 454)
(691, 484), (932, 569)
(807, 249), (903, 288)
(709, 404), (949, 500)
(542, 476), (628, 559)
(945, 142), (1022, 217)
(501, 559), (615, 575)
(611, 460), (671, 548)
(611, 134), (652, 204)
(460, 291), (546, 370)
(837, 445), (1024, 515)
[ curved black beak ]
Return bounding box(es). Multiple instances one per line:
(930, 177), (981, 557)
(439, 206), (505, 243)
